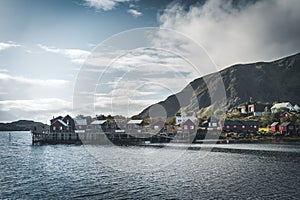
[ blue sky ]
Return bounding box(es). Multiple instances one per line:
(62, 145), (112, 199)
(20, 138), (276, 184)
(0, 0), (299, 123)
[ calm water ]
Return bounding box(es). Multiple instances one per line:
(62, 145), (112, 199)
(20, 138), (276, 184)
(1, 131), (300, 199)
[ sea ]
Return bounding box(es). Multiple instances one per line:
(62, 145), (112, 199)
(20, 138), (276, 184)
(1, 131), (300, 199)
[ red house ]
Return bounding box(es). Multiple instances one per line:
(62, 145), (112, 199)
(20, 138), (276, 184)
(222, 120), (259, 132)
(279, 122), (295, 135)
(50, 115), (75, 132)
(270, 122), (279, 132)
(182, 119), (196, 134)
(150, 121), (168, 133)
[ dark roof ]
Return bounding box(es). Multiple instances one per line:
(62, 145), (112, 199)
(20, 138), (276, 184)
(241, 121), (259, 126)
(280, 122), (291, 127)
(223, 120), (259, 126)
(270, 122), (279, 126)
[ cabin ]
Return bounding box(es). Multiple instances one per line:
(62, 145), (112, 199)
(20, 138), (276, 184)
(74, 119), (87, 130)
(175, 112), (198, 125)
(150, 121), (168, 133)
(222, 120), (259, 132)
(50, 115), (75, 132)
(237, 105), (248, 114)
(280, 111), (293, 118)
(126, 119), (144, 133)
(90, 120), (107, 131)
(270, 122), (279, 132)
(248, 103), (271, 116)
(271, 102), (296, 113)
(279, 122), (295, 135)
(182, 119), (196, 134)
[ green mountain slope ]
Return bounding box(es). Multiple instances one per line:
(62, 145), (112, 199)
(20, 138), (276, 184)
(138, 53), (300, 118)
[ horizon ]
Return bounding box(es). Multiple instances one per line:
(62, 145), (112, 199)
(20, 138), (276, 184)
(0, 0), (300, 123)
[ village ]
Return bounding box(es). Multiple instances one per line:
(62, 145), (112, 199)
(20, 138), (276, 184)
(31, 101), (300, 145)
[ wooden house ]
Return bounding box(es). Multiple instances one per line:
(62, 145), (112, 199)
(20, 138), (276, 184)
(279, 122), (295, 134)
(126, 119), (144, 133)
(270, 122), (279, 132)
(50, 115), (75, 132)
(150, 120), (168, 133)
(182, 119), (196, 134)
(222, 120), (259, 132)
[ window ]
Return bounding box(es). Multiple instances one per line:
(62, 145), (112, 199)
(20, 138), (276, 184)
(154, 125), (159, 130)
(53, 126), (56, 131)
(184, 125), (188, 130)
(60, 126), (63, 130)
(233, 125), (237, 128)
(254, 125), (257, 128)
(242, 125), (245, 128)
(226, 125), (230, 128)
(190, 126), (194, 129)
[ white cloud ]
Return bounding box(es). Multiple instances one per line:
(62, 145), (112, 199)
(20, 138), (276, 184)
(0, 41), (20, 51)
(85, 0), (133, 11)
(159, 0), (300, 68)
(0, 98), (73, 123)
(0, 98), (71, 112)
(38, 44), (90, 64)
(0, 72), (68, 87)
(127, 9), (142, 17)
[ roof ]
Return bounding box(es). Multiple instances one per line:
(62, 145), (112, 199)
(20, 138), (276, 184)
(241, 121), (259, 126)
(75, 119), (87, 126)
(270, 122), (279, 126)
(271, 102), (293, 110)
(91, 120), (106, 125)
(224, 121), (243, 126)
(182, 119), (195, 125)
(280, 122), (291, 127)
(57, 119), (68, 126)
(127, 120), (143, 124)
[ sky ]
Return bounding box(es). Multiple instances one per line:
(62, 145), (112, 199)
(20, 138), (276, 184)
(0, 0), (299, 123)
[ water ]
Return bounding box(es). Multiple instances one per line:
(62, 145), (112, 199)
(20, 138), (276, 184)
(1, 131), (300, 199)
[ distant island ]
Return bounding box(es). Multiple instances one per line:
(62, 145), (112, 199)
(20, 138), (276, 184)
(0, 120), (48, 131)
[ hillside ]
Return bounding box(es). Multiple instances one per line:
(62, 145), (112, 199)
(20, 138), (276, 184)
(0, 120), (48, 131)
(138, 53), (300, 118)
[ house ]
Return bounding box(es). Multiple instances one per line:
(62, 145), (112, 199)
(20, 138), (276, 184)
(176, 112), (198, 125)
(74, 119), (87, 130)
(50, 115), (75, 132)
(90, 120), (107, 131)
(279, 122), (295, 134)
(271, 102), (296, 113)
(150, 121), (168, 133)
(126, 119), (144, 133)
(248, 103), (271, 116)
(237, 105), (248, 114)
(280, 111), (293, 118)
(270, 122), (280, 132)
(221, 120), (259, 132)
(182, 119), (196, 134)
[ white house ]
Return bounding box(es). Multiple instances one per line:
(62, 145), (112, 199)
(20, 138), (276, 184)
(271, 102), (297, 113)
(176, 112), (198, 125)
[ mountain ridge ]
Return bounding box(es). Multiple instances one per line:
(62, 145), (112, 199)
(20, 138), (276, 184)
(138, 52), (300, 118)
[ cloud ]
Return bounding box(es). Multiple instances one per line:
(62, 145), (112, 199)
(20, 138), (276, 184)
(127, 9), (142, 17)
(158, 0), (300, 68)
(0, 41), (20, 51)
(84, 0), (133, 11)
(0, 72), (68, 87)
(38, 44), (90, 64)
(0, 98), (71, 112)
(0, 98), (72, 123)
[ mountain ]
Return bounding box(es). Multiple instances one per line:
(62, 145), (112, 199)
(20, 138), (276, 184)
(138, 53), (300, 118)
(0, 120), (48, 131)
